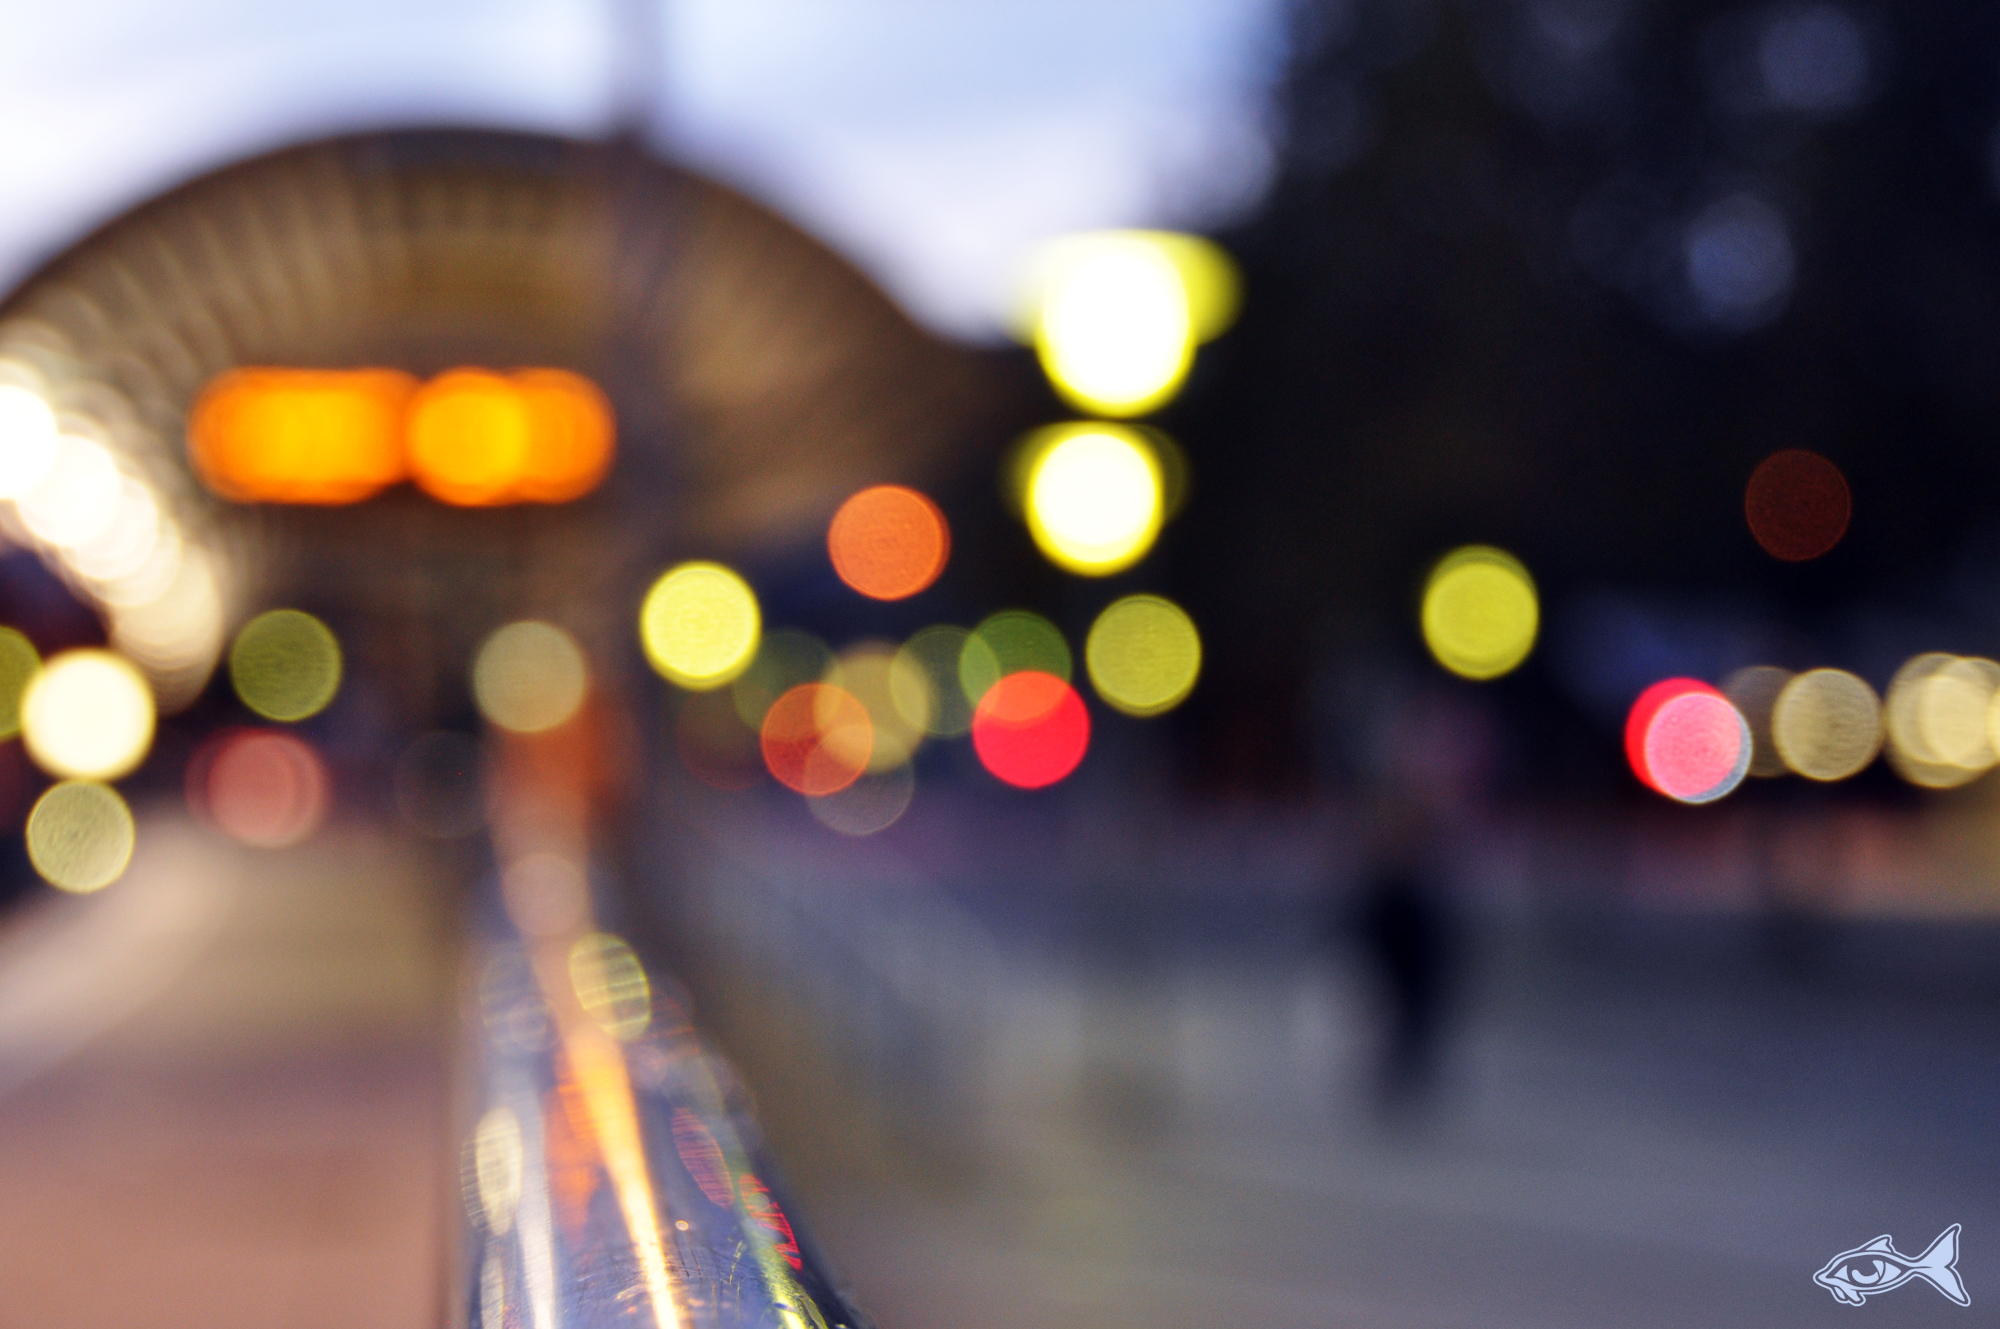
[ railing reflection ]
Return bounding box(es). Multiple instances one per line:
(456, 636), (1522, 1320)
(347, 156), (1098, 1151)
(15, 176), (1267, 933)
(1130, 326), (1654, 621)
(460, 723), (869, 1328)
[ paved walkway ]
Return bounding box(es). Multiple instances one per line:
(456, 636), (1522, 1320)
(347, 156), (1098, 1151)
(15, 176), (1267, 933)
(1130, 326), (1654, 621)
(0, 814), (452, 1329)
(720, 891), (2000, 1327)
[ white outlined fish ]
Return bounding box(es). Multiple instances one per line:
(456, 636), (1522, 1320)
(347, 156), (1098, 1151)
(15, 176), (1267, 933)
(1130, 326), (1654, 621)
(1813, 1224), (1968, 1307)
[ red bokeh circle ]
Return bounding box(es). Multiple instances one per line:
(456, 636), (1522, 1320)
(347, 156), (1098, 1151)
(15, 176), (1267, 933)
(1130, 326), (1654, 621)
(1644, 691), (1749, 802)
(971, 671), (1090, 789)
(1745, 449), (1850, 562)
(1626, 678), (1712, 793)
(187, 727), (330, 848)
(1625, 678), (1749, 802)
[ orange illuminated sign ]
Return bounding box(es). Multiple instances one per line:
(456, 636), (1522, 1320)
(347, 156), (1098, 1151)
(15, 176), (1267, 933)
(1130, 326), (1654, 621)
(188, 367), (614, 507)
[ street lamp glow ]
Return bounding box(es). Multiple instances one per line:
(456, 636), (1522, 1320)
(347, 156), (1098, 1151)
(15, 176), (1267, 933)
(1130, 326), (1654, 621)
(1025, 427), (1163, 575)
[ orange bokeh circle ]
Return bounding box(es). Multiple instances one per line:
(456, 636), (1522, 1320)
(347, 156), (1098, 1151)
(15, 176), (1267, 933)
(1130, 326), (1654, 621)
(188, 368), (414, 505)
(406, 370), (532, 506)
(406, 368), (615, 507)
(513, 370), (616, 503)
(827, 485), (950, 600)
(760, 683), (873, 795)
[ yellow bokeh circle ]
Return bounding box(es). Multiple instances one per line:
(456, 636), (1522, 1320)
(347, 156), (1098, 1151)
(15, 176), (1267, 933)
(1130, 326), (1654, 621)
(1086, 595), (1203, 717)
(472, 621), (589, 734)
(1771, 667), (1881, 781)
(0, 627), (41, 739)
(640, 562), (760, 689)
(1883, 653), (1989, 788)
(1420, 546), (1539, 681)
(27, 780), (135, 893)
(568, 932), (651, 1041)
(230, 609), (342, 722)
(1026, 427), (1163, 576)
(21, 649), (155, 779)
(1025, 231), (1232, 417)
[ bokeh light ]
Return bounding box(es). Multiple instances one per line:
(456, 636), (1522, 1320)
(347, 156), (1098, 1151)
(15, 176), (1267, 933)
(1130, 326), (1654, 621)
(1686, 195), (1795, 329)
(808, 764), (916, 837)
(972, 671), (1090, 789)
(731, 629), (834, 729)
(511, 369), (617, 503)
(0, 628), (41, 739)
(1918, 656), (2000, 771)
(1024, 231), (1237, 416)
(1625, 678), (1750, 803)
(1625, 678), (1700, 783)
(1024, 426), (1164, 575)
(190, 367), (613, 507)
(569, 932), (652, 1040)
(229, 609), (342, 722)
(828, 642), (928, 771)
(1150, 232), (1243, 342)
(26, 780), (135, 893)
(761, 682), (872, 795)
(190, 728), (329, 849)
(1745, 449), (1850, 561)
(961, 610), (1071, 705)
(473, 1106), (524, 1237)
(501, 852), (588, 941)
(405, 370), (527, 507)
(672, 1109), (735, 1208)
(1884, 653), (1993, 788)
(1760, 3), (1870, 113)
(827, 485), (950, 600)
(1420, 546), (1539, 681)
(1005, 422), (1188, 523)
(0, 383), (60, 498)
(21, 649), (154, 780)
(639, 562), (760, 690)
(1021, 231), (1241, 343)
(1085, 595), (1202, 717)
(1771, 667), (1881, 780)
(405, 368), (615, 507)
(19, 432), (123, 548)
(895, 626), (976, 737)
(473, 621), (589, 734)
(187, 368), (413, 505)
(1721, 665), (1793, 778)
(675, 689), (764, 791)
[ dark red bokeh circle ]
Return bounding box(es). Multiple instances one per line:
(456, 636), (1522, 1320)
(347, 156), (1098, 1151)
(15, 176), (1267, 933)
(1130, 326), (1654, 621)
(1745, 449), (1850, 562)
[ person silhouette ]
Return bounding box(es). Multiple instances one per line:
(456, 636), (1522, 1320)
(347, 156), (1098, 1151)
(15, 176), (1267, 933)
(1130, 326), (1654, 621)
(1338, 799), (1460, 1110)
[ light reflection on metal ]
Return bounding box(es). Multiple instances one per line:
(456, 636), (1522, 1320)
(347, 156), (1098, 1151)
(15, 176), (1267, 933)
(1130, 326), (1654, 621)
(467, 720), (862, 1328)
